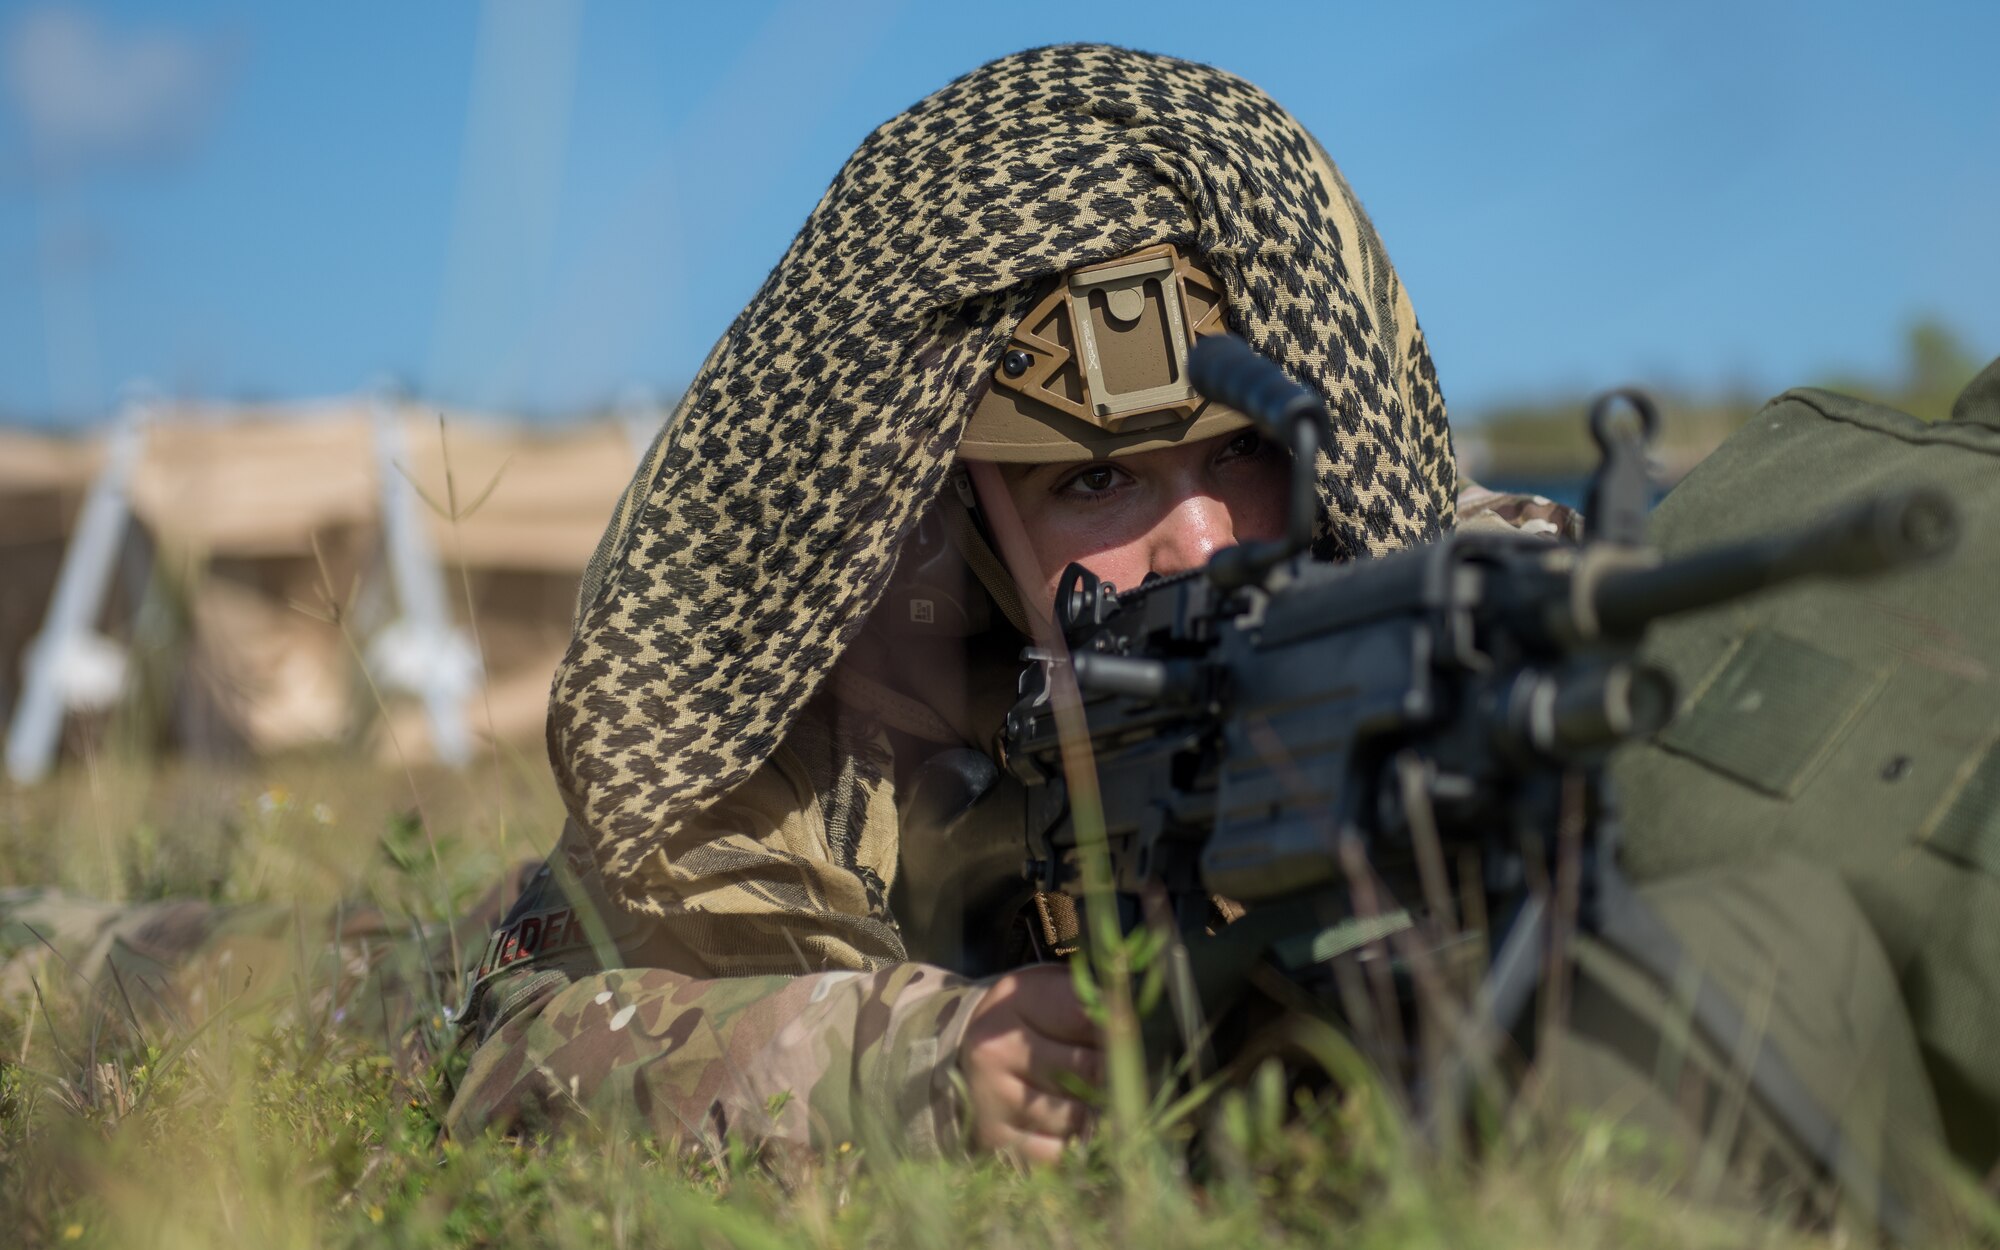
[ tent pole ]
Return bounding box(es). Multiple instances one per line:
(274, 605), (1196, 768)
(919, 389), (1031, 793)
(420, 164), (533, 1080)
(369, 391), (477, 767)
(5, 395), (150, 784)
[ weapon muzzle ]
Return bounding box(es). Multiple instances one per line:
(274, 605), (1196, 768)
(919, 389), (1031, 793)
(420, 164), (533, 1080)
(1589, 488), (1959, 637)
(1550, 661), (1675, 751)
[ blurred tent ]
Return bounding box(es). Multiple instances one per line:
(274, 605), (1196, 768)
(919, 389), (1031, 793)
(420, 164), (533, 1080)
(1, 397), (650, 780)
(0, 427), (112, 734)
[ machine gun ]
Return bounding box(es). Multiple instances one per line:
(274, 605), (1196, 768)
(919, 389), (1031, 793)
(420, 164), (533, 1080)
(995, 335), (1955, 1227)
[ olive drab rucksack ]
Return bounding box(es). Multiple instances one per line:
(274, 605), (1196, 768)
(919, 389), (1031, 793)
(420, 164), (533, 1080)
(1611, 356), (2000, 1174)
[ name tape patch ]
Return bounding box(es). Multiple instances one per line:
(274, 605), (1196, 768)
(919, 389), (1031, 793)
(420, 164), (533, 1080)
(475, 906), (590, 982)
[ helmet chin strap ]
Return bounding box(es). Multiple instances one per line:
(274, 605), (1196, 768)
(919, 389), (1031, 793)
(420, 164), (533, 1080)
(945, 466), (1036, 637)
(875, 465), (1037, 640)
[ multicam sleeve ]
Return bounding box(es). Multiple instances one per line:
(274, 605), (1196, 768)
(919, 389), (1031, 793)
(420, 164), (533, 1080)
(1455, 479), (1587, 543)
(447, 959), (983, 1160)
(448, 736), (992, 1160)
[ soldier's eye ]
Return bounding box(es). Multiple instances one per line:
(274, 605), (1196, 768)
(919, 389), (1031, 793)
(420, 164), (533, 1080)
(1221, 430), (1265, 460)
(1059, 464), (1126, 498)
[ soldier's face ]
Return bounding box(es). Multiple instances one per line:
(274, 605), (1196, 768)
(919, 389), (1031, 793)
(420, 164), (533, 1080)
(971, 428), (1292, 615)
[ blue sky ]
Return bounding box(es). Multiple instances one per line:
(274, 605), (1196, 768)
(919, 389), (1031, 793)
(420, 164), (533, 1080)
(0, 0), (1994, 426)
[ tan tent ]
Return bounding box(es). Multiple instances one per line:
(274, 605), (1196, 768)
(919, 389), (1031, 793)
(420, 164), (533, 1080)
(2, 398), (647, 772)
(0, 428), (107, 726)
(383, 412), (643, 756)
(125, 406), (379, 755)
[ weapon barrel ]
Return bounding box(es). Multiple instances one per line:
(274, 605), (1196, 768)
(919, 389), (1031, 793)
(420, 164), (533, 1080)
(1591, 489), (1957, 637)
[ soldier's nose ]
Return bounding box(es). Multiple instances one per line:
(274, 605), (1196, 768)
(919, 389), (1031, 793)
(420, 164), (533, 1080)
(1148, 494), (1233, 580)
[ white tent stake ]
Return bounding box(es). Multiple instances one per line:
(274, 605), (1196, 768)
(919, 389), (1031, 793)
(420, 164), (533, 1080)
(5, 397), (149, 784)
(369, 392), (477, 767)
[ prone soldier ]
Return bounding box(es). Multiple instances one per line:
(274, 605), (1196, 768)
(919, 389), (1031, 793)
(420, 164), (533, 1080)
(447, 42), (1485, 1163)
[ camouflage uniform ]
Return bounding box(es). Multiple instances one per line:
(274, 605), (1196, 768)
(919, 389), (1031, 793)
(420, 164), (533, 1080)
(453, 936), (977, 1158)
(1455, 480), (1587, 542)
(446, 700), (989, 1158)
(0, 889), (293, 1020)
(0, 871), (529, 1071)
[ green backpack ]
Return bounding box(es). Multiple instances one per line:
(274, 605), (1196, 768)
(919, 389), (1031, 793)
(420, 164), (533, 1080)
(1612, 357), (2000, 1172)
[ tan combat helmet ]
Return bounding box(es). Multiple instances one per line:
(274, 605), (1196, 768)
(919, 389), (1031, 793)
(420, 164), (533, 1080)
(882, 244), (1256, 638)
(958, 243), (1252, 463)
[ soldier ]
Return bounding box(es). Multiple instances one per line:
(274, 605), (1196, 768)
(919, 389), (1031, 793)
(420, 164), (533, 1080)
(441, 43), (1572, 1165)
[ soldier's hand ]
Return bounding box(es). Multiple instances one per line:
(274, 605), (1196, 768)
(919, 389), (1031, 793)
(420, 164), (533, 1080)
(957, 963), (1103, 1164)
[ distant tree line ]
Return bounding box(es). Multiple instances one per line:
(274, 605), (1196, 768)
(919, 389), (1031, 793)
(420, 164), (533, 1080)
(1462, 321), (1988, 481)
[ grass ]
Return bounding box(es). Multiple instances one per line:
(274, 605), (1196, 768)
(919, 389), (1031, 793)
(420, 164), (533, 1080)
(5, 373), (1996, 1247)
(3, 751), (1992, 1250)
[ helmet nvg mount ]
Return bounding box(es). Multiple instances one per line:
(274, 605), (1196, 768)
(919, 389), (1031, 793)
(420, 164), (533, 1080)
(958, 243), (1252, 463)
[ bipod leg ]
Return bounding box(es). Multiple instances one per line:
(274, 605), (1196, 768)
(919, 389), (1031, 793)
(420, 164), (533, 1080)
(1421, 894), (1545, 1149)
